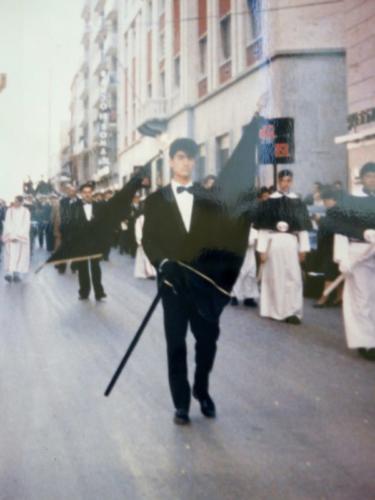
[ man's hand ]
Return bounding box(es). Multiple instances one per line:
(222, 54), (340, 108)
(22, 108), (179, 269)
(141, 176), (150, 188)
(159, 260), (185, 295)
(259, 252), (267, 264)
(299, 252), (306, 263)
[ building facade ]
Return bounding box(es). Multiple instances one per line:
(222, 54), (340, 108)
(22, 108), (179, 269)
(69, 0), (349, 195)
(335, 0), (375, 193)
(69, 0), (120, 188)
(116, 0), (348, 195)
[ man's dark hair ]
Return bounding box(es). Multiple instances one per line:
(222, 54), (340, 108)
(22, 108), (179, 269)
(257, 186), (270, 197)
(359, 162), (375, 178)
(320, 185), (339, 201)
(278, 169), (294, 179)
(169, 138), (199, 159)
(15, 195), (24, 203)
(79, 182), (94, 192)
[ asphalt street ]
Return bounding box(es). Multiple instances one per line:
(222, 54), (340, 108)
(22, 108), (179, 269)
(0, 249), (374, 500)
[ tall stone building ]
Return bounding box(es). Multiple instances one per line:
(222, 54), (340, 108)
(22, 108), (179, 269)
(117, 0), (348, 195)
(69, 0), (349, 194)
(335, 0), (375, 192)
(69, 0), (120, 188)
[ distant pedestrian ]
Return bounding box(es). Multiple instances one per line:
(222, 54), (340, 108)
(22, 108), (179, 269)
(2, 196), (31, 282)
(254, 170), (312, 325)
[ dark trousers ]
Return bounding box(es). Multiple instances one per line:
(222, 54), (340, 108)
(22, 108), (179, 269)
(77, 258), (104, 298)
(38, 222), (46, 248)
(161, 286), (220, 411)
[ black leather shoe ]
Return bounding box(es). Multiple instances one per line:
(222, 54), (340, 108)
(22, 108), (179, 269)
(79, 295), (89, 300)
(193, 390), (216, 418)
(358, 348), (375, 361)
(173, 409), (190, 425)
(285, 315), (301, 325)
(244, 298), (257, 308)
(230, 297), (239, 306)
(95, 292), (107, 301)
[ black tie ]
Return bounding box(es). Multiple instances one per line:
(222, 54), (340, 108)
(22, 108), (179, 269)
(177, 186), (194, 194)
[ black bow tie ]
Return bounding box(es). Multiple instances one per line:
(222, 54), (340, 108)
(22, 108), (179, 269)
(177, 186), (194, 195)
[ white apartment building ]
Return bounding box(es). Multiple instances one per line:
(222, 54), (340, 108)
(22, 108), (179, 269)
(69, 0), (120, 188)
(335, 0), (375, 192)
(116, 0), (348, 195)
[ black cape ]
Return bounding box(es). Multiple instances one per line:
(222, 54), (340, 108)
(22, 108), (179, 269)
(160, 114), (261, 321)
(43, 173), (146, 267)
(254, 194), (312, 232)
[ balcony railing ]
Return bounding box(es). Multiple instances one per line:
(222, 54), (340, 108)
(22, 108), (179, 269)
(136, 99), (168, 136)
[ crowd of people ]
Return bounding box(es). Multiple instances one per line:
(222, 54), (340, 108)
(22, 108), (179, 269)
(1, 129), (374, 424)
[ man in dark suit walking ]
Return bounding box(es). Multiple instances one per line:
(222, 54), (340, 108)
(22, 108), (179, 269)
(143, 112), (261, 425)
(70, 183), (107, 301)
(143, 139), (223, 425)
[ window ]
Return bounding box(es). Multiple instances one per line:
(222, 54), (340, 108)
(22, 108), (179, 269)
(156, 157), (164, 187)
(245, 0), (262, 43)
(159, 31), (165, 59)
(160, 71), (166, 98)
(174, 56), (181, 88)
(196, 144), (206, 181)
(146, 0), (152, 29)
(216, 134), (230, 172)
(220, 15), (231, 61)
(199, 36), (208, 76)
(159, 0), (165, 14)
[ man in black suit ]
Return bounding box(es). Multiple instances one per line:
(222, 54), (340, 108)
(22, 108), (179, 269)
(56, 185), (78, 274)
(70, 183), (107, 301)
(143, 139), (226, 425)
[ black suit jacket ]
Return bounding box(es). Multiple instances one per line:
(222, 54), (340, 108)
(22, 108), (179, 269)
(143, 184), (251, 320)
(68, 200), (107, 255)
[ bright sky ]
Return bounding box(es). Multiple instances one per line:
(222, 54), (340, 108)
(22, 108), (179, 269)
(0, 0), (82, 202)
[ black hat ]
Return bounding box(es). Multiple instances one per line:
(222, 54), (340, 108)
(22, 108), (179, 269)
(359, 162), (375, 178)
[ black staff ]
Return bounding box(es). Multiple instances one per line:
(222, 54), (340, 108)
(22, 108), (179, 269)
(104, 288), (163, 397)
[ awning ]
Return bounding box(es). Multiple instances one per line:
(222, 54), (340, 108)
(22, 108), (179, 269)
(335, 125), (375, 145)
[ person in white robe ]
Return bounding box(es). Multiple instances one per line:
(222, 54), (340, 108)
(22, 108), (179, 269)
(333, 162), (375, 361)
(134, 214), (156, 279)
(255, 170), (311, 325)
(2, 196), (31, 282)
(231, 226), (259, 307)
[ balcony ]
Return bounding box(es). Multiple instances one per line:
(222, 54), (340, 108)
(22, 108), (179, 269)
(136, 99), (168, 137)
(105, 0), (118, 21)
(104, 33), (117, 55)
(93, 52), (107, 76)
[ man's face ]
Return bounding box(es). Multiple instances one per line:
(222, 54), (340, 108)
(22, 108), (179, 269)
(323, 198), (336, 209)
(260, 192), (270, 202)
(67, 186), (77, 198)
(170, 151), (195, 181)
(362, 172), (375, 192)
(278, 176), (293, 193)
(81, 187), (93, 203)
(14, 198), (22, 208)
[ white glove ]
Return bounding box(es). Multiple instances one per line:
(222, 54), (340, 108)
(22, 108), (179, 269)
(339, 259), (352, 274)
(363, 229), (375, 244)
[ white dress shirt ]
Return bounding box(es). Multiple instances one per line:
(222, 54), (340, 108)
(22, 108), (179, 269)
(171, 180), (194, 232)
(83, 202), (93, 221)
